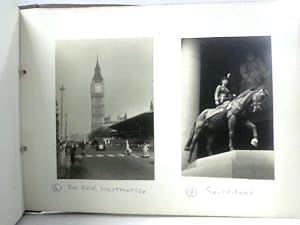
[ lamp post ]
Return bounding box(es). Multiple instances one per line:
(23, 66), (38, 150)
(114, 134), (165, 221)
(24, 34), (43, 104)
(64, 113), (68, 140)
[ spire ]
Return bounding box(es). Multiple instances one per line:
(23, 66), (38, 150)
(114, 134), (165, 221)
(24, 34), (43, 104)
(93, 57), (103, 82)
(150, 100), (154, 111)
(96, 56), (100, 69)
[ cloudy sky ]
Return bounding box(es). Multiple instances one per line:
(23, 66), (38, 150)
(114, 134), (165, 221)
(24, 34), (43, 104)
(55, 38), (153, 136)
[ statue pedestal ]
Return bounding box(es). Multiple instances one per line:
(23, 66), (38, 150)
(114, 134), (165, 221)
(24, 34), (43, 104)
(182, 150), (274, 179)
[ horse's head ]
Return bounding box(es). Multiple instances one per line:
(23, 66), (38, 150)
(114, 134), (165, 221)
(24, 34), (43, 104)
(250, 88), (269, 112)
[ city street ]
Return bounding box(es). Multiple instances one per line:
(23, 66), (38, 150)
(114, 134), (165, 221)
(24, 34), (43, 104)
(63, 144), (154, 180)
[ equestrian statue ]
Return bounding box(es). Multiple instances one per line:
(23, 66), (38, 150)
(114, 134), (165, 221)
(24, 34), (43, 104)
(184, 87), (269, 163)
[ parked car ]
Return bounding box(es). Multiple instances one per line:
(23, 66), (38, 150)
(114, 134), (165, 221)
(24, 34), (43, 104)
(96, 140), (106, 151)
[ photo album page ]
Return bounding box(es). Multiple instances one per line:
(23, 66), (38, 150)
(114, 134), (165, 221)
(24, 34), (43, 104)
(20, 2), (300, 217)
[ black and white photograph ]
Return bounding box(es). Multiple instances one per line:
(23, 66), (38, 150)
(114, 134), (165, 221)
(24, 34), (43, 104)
(182, 36), (274, 179)
(55, 38), (154, 180)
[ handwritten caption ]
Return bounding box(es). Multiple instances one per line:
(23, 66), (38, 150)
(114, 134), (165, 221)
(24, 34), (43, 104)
(52, 183), (146, 195)
(185, 186), (254, 198)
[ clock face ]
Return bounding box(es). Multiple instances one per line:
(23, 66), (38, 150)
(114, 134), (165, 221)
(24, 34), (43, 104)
(94, 83), (102, 94)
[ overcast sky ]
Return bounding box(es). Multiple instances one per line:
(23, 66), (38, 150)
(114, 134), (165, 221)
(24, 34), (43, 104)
(56, 38), (153, 136)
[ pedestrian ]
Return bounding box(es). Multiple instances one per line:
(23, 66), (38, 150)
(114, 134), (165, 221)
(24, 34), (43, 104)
(142, 143), (150, 158)
(80, 141), (86, 156)
(93, 139), (99, 151)
(58, 142), (65, 170)
(64, 142), (72, 178)
(125, 139), (133, 155)
(70, 142), (76, 164)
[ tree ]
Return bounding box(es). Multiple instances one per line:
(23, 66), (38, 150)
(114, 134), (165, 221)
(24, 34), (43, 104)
(89, 126), (112, 139)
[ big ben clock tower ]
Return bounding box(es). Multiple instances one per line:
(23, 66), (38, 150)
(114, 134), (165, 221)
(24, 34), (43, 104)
(91, 58), (105, 132)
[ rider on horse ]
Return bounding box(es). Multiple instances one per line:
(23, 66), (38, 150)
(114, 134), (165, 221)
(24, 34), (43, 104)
(185, 86), (269, 163)
(214, 73), (235, 106)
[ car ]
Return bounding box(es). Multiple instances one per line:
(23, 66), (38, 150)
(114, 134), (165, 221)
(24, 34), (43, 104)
(98, 143), (105, 150)
(96, 140), (106, 151)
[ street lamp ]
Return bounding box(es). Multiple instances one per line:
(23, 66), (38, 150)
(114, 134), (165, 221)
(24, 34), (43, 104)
(65, 113), (68, 140)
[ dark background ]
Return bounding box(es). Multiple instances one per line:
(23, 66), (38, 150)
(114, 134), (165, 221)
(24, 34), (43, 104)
(190, 36), (274, 158)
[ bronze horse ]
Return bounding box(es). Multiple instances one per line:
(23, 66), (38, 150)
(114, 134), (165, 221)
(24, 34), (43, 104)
(184, 87), (269, 163)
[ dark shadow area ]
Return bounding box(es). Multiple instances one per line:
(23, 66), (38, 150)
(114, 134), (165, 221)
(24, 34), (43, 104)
(194, 36), (273, 158)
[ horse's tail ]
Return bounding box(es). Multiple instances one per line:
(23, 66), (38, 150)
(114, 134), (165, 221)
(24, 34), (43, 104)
(184, 121), (196, 151)
(184, 109), (209, 151)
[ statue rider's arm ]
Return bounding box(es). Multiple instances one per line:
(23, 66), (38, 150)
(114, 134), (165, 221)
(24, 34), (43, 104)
(214, 85), (221, 105)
